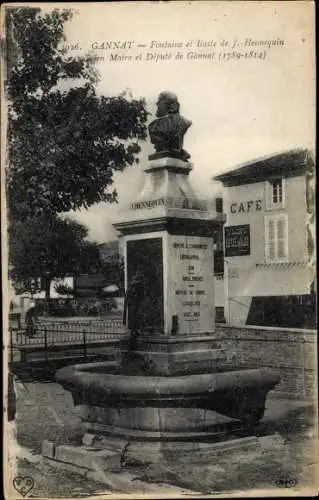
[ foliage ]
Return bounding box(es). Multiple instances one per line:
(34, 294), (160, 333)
(5, 7), (148, 219)
(9, 214), (102, 298)
(54, 283), (76, 296)
(34, 297), (118, 317)
(100, 255), (125, 294)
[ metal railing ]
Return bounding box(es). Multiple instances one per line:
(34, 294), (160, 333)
(10, 319), (127, 349)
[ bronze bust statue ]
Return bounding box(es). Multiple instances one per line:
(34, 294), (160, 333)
(148, 91), (192, 161)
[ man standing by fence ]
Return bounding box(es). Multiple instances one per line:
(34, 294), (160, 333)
(24, 302), (37, 337)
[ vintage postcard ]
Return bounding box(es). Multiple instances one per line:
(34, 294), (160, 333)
(1, 1), (317, 498)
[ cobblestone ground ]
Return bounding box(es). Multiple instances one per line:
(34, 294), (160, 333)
(7, 379), (318, 497)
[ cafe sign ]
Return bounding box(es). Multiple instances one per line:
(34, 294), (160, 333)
(225, 224), (250, 257)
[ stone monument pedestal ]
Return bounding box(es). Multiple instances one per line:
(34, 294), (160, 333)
(51, 153), (279, 450)
(120, 333), (226, 376)
(47, 94), (280, 483)
(113, 156), (226, 371)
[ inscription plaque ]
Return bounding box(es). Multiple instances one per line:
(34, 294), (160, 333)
(168, 235), (214, 334)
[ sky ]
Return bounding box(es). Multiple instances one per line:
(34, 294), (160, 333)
(55, 1), (315, 243)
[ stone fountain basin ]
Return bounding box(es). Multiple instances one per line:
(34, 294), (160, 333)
(56, 361), (280, 435)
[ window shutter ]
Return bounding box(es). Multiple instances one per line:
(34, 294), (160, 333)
(265, 215), (288, 262)
(277, 218), (287, 259)
(268, 219), (275, 260)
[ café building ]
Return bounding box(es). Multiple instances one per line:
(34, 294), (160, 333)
(213, 148), (316, 328)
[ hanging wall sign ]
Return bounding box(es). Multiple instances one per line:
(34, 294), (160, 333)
(225, 224), (250, 257)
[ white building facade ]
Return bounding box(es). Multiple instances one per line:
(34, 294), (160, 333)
(214, 148), (316, 327)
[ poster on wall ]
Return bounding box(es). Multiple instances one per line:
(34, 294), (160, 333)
(225, 224), (251, 257)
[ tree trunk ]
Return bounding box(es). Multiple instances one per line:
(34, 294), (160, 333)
(43, 277), (51, 300)
(42, 277), (51, 316)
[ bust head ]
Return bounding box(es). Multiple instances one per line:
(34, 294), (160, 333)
(149, 91), (192, 160)
(156, 91), (180, 117)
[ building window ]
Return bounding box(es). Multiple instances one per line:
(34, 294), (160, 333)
(215, 197), (223, 213)
(264, 214), (288, 262)
(266, 177), (285, 209)
(272, 179), (282, 204)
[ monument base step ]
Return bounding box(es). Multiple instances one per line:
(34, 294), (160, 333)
(42, 434), (284, 476)
(42, 443), (198, 494)
(132, 349), (227, 375)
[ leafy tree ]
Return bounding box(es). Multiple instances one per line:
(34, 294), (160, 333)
(5, 7), (148, 219)
(9, 214), (102, 299)
(53, 283), (76, 297)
